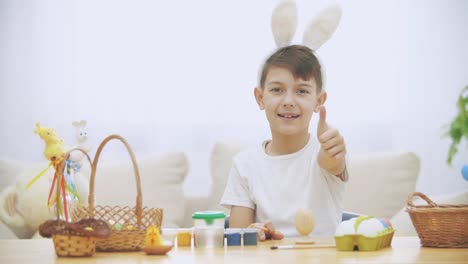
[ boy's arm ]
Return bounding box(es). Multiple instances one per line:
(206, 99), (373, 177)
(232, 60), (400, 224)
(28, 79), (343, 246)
(318, 149), (348, 180)
(229, 206), (255, 228)
(229, 206), (284, 240)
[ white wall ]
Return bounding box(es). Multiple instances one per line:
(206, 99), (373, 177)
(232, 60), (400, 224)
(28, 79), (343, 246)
(1, 0), (467, 197)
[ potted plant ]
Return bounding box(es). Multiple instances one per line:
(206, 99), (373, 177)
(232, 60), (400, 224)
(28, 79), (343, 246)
(444, 86), (468, 180)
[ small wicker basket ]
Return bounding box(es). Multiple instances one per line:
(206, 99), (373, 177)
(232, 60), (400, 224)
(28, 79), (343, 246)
(39, 218), (111, 257)
(72, 134), (163, 252)
(52, 235), (96, 257)
(406, 192), (468, 248)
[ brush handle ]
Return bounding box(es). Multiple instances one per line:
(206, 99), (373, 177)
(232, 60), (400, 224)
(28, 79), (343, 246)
(271, 244), (335, 250)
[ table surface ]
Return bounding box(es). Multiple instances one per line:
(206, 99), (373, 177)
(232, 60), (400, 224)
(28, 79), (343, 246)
(0, 236), (467, 264)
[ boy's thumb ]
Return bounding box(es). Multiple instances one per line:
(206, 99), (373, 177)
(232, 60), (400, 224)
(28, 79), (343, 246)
(317, 105), (328, 136)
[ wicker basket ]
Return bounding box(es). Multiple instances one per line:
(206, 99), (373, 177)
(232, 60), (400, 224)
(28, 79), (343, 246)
(406, 192), (468, 248)
(72, 134), (163, 252)
(52, 234), (97, 257)
(39, 218), (111, 257)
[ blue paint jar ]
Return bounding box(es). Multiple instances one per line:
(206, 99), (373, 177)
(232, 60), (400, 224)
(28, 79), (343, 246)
(242, 228), (258, 246)
(225, 228), (242, 246)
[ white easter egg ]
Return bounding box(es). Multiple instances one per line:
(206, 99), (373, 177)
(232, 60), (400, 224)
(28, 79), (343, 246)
(335, 219), (356, 236)
(356, 218), (385, 237)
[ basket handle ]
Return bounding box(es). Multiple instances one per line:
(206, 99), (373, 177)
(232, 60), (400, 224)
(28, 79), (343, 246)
(56, 148), (93, 220)
(407, 192), (438, 208)
(89, 135), (143, 227)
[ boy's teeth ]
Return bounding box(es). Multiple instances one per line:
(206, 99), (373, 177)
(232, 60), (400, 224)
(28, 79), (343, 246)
(279, 114), (298, 118)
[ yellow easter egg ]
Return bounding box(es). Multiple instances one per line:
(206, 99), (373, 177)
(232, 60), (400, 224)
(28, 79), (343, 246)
(295, 208), (315, 236)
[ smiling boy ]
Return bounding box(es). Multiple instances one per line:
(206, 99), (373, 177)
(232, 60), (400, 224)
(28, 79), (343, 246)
(220, 45), (348, 240)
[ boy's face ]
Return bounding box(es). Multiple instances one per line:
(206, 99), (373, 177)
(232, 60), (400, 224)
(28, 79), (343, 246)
(254, 66), (326, 137)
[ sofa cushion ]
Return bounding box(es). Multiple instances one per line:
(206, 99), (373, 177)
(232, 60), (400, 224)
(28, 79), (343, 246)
(81, 152), (189, 228)
(209, 142), (248, 213)
(209, 142), (420, 220)
(390, 191), (468, 236)
(344, 152), (420, 218)
(0, 221), (17, 239)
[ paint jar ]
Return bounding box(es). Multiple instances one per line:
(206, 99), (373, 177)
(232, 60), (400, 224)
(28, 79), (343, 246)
(177, 228), (193, 247)
(243, 228), (258, 246)
(194, 226), (225, 248)
(161, 228), (177, 245)
(192, 211), (226, 248)
(225, 228), (242, 246)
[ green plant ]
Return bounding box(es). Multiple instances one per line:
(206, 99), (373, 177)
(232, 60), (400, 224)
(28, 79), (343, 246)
(444, 86), (468, 165)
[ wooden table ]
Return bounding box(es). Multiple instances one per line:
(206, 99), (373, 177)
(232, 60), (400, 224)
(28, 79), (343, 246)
(0, 236), (467, 263)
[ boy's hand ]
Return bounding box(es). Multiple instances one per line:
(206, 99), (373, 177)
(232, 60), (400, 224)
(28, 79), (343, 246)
(317, 106), (347, 176)
(248, 221), (284, 241)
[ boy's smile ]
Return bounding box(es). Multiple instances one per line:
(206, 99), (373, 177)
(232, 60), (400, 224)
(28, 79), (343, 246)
(277, 113), (300, 119)
(255, 66), (326, 138)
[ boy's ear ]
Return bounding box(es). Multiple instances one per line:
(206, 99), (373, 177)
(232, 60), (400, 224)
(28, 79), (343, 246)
(254, 87), (265, 110)
(314, 91), (327, 112)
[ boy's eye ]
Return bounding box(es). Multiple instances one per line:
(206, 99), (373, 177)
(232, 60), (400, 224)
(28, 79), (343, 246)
(270, 87), (282, 93)
(297, 89), (310, 94)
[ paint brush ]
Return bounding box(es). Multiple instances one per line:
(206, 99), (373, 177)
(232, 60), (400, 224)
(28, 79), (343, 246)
(270, 244), (335, 250)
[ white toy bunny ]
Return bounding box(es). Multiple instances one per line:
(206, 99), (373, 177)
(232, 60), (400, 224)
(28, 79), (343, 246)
(68, 120), (92, 163)
(66, 120), (91, 210)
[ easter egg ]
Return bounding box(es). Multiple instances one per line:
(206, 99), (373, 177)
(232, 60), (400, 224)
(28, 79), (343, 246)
(356, 218), (385, 237)
(379, 218), (392, 228)
(335, 219), (356, 236)
(461, 165), (468, 181)
(294, 208), (315, 236)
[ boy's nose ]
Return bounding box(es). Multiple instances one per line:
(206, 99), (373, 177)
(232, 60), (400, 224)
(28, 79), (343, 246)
(282, 92), (296, 107)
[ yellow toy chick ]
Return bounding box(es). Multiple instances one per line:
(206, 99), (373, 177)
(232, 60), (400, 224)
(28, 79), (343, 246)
(145, 225), (163, 248)
(144, 225), (173, 255)
(34, 122), (66, 162)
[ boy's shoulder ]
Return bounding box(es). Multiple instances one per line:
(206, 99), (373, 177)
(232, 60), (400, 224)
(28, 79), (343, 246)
(233, 142), (265, 164)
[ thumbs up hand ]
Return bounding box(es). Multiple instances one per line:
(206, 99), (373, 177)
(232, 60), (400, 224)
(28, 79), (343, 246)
(316, 106), (347, 177)
(317, 105), (329, 137)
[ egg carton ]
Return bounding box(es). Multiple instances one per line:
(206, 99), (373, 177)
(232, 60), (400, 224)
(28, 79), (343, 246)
(334, 230), (394, 251)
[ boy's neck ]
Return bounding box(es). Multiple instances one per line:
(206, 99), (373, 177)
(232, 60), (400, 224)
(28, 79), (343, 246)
(266, 132), (310, 156)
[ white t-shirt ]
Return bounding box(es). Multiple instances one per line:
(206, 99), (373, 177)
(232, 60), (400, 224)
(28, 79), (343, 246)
(220, 136), (345, 237)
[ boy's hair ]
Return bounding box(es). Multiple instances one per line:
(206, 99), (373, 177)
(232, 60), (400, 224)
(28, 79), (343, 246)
(259, 45), (323, 93)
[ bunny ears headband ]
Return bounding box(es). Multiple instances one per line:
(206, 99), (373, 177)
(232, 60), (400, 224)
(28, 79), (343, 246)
(271, 0), (342, 50)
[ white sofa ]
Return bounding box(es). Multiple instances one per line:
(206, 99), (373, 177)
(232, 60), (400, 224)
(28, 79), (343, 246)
(2, 141), (461, 239)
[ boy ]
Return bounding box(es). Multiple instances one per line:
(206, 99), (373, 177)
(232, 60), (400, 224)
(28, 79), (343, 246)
(220, 45), (348, 240)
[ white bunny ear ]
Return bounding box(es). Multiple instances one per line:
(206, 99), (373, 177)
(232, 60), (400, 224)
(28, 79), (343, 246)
(302, 4), (342, 50)
(271, 0), (298, 47)
(79, 120), (87, 128)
